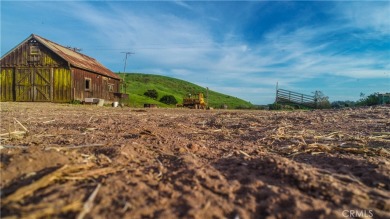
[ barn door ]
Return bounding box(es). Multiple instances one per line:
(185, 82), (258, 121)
(33, 68), (51, 101)
(15, 68), (51, 101)
(15, 69), (33, 101)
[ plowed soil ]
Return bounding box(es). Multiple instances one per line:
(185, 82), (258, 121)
(1, 103), (389, 219)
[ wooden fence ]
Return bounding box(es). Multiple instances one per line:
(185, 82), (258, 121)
(276, 89), (317, 108)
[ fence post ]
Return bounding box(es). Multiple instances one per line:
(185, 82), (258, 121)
(275, 82), (279, 103)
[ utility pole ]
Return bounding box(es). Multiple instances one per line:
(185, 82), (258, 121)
(120, 52), (134, 93)
(206, 87), (209, 108)
(121, 52), (134, 74)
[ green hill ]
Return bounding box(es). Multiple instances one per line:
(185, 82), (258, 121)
(117, 73), (253, 109)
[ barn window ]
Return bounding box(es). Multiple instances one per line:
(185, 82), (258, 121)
(30, 45), (40, 55)
(85, 78), (91, 91)
(28, 40), (41, 63)
(108, 84), (114, 92)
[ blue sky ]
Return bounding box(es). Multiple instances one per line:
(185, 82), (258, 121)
(1, 1), (389, 104)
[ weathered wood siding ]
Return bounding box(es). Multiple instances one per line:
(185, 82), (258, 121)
(0, 68), (14, 101)
(72, 68), (120, 102)
(1, 39), (65, 68)
(53, 68), (72, 102)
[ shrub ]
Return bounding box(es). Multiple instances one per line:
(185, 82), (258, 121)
(316, 100), (331, 109)
(282, 105), (295, 110)
(269, 103), (282, 110)
(358, 93), (380, 106)
(160, 95), (177, 105)
(365, 93), (380, 106)
(70, 100), (81, 104)
(313, 91), (331, 109)
(253, 105), (267, 110)
(144, 89), (158, 99)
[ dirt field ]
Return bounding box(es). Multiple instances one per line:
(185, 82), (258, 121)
(1, 103), (389, 219)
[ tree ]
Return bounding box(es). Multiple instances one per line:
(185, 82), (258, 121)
(144, 89), (158, 99)
(357, 92), (380, 106)
(160, 95), (177, 105)
(313, 91), (331, 109)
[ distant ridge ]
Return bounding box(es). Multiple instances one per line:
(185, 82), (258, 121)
(117, 73), (253, 109)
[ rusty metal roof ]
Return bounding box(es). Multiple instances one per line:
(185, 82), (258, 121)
(32, 34), (120, 80)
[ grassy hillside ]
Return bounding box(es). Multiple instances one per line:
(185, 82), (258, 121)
(117, 73), (253, 109)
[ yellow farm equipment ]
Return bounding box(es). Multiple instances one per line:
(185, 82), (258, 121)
(183, 93), (207, 109)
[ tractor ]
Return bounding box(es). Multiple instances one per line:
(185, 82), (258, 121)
(182, 93), (207, 109)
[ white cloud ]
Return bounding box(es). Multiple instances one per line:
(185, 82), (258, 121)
(337, 1), (390, 36)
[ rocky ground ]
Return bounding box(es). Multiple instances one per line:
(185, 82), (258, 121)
(0, 103), (389, 219)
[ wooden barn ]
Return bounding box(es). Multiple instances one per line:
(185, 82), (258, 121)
(0, 34), (123, 103)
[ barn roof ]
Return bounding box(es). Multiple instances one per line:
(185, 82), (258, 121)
(3, 34), (121, 80)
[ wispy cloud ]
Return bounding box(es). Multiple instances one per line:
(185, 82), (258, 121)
(336, 1), (390, 36)
(172, 1), (193, 11)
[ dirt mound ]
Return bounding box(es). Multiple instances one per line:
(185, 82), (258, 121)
(1, 103), (389, 218)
